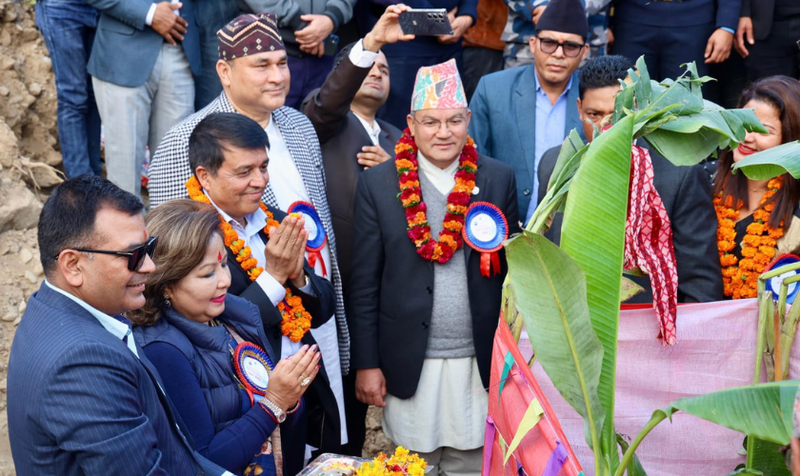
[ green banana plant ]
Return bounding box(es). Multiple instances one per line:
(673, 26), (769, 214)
(616, 380), (800, 476)
(502, 56), (781, 475)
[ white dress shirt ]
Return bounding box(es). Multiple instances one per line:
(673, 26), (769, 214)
(354, 113), (382, 146)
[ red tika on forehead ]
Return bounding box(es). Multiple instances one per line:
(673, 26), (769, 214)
(218, 251), (223, 262)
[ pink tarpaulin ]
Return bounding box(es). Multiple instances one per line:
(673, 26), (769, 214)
(485, 317), (584, 476)
(519, 299), (800, 476)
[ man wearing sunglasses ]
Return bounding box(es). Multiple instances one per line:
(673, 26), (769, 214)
(469, 0), (587, 225)
(7, 176), (231, 476)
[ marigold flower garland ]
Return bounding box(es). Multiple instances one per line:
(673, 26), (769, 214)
(186, 176), (312, 342)
(395, 128), (477, 264)
(356, 446), (427, 476)
(714, 176), (784, 299)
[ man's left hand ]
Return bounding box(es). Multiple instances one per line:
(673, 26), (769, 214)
(438, 14), (473, 44)
(295, 14), (335, 47)
(704, 28), (734, 64)
(357, 145), (391, 169)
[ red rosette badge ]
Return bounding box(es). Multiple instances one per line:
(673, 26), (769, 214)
(287, 201), (328, 277)
(462, 202), (508, 278)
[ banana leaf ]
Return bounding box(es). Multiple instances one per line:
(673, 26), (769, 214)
(643, 127), (727, 166)
(727, 467), (764, 476)
(663, 381), (799, 446)
(616, 434), (647, 476)
(618, 382), (799, 476)
(747, 438), (791, 476)
(731, 141), (800, 180)
(504, 231), (605, 469)
(528, 129), (589, 234)
(560, 114), (635, 471)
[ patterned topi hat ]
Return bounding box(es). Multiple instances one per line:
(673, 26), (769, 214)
(410, 59), (468, 111)
(217, 13), (285, 61)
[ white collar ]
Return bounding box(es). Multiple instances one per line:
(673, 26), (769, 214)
(205, 193), (267, 237)
(417, 151), (459, 196)
(353, 112), (382, 145)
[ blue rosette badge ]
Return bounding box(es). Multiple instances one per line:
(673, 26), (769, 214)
(288, 201), (328, 277)
(765, 254), (800, 305)
(234, 342), (274, 397)
(462, 202), (508, 278)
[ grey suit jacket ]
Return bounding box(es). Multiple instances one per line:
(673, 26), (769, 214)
(537, 143), (724, 303)
(8, 282), (227, 476)
(85, 0), (201, 87)
(301, 54), (402, 294)
(469, 65), (582, 221)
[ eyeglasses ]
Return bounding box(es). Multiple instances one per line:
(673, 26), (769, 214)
(536, 37), (585, 57)
(411, 115), (468, 132)
(54, 236), (158, 272)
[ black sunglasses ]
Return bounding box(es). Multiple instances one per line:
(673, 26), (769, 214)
(54, 236), (158, 272)
(537, 37), (585, 57)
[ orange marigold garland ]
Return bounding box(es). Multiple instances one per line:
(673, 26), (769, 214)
(714, 176), (785, 299)
(395, 128), (477, 264)
(186, 176), (312, 341)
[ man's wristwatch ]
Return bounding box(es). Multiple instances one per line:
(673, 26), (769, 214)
(259, 397), (287, 423)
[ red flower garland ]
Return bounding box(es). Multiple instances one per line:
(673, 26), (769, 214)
(395, 128), (477, 264)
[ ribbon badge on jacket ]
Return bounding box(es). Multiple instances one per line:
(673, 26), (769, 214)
(765, 254), (800, 305)
(287, 201), (328, 277)
(462, 202), (508, 278)
(234, 342), (275, 398)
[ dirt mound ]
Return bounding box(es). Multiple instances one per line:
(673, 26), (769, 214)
(0, 0), (64, 472)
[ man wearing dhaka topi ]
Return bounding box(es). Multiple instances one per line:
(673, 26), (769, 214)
(348, 60), (520, 474)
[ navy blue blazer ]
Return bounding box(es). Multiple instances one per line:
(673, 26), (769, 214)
(613, 0), (741, 30)
(85, 0), (201, 87)
(8, 282), (226, 476)
(469, 65), (582, 221)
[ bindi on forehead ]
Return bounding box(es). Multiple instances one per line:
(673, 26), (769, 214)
(218, 251), (223, 262)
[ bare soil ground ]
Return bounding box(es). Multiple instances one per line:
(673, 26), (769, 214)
(0, 0), (63, 472)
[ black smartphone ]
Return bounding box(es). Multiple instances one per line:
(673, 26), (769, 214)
(324, 34), (340, 56)
(399, 9), (454, 36)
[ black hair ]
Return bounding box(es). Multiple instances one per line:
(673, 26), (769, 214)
(188, 112), (271, 176)
(39, 175), (143, 276)
(578, 55), (634, 100)
(713, 76), (800, 230)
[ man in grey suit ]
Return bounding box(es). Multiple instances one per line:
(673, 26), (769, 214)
(85, 0), (201, 199)
(469, 0), (588, 225)
(8, 175), (230, 475)
(537, 55), (723, 303)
